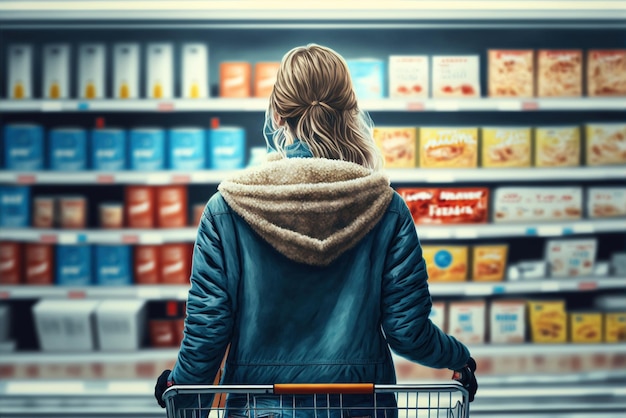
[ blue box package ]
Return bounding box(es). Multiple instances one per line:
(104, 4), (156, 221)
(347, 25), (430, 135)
(0, 186), (30, 227)
(346, 59), (385, 99)
(50, 128), (88, 171)
(208, 127), (246, 169)
(3, 124), (44, 170)
(91, 129), (127, 170)
(94, 245), (132, 286)
(129, 128), (165, 170)
(56, 244), (92, 286)
(168, 127), (206, 170)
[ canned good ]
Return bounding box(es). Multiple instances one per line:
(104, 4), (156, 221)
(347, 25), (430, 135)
(33, 197), (55, 228)
(59, 196), (87, 229)
(125, 186), (155, 228)
(99, 202), (124, 229)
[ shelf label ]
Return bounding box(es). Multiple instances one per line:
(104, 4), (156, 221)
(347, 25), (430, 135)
(497, 101), (522, 111)
(67, 290), (86, 299)
(537, 226), (562, 236)
(122, 235), (139, 244)
(140, 233), (163, 244)
(41, 101), (63, 112)
(178, 290), (189, 300)
(137, 287), (162, 299)
(171, 174), (191, 184)
(456, 229), (478, 239)
(146, 173), (170, 184)
(425, 173), (455, 183)
(97, 174), (115, 184)
(0, 291), (9, 299)
(7, 382), (86, 394)
(578, 281), (598, 291)
(406, 101), (424, 111)
(58, 234), (78, 244)
(434, 101), (460, 111)
(525, 227), (538, 236)
(422, 229), (452, 239)
(107, 381), (152, 395)
(522, 101), (539, 111)
(77, 102), (89, 110)
(16, 174), (36, 184)
(465, 284), (493, 295)
(157, 102), (175, 112)
(562, 227), (574, 235)
(540, 282), (560, 292)
(573, 223), (594, 234)
(492, 285), (505, 294)
(39, 234), (58, 244)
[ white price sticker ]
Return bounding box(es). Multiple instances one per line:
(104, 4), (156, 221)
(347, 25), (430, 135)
(497, 100), (523, 111)
(434, 101), (460, 111)
(58, 233), (78, 244)
(107, 381), (152, 395)
(41, 101), (63, 112)
(456, 229), (478, 239)
(572, 223), (594, 234)
(7, 382), (85, 394)
(425, 173), (456, 183)
(137, 287), (162, 299)
(422, 229), (452, 239)
(140, 233), (163, 245)
(178, 290), (189, 300)
(540, 282), (560, 292)
(464, 284), (493, 295)
(537, 226), (563, 236)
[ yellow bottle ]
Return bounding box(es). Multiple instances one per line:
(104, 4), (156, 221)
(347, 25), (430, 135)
(190, 83), (200, 99)
(85, 82), (96, 99)
(50, 82), (60, 99)
(13, 83), (24, 99)
(120, 83), (130, 99)
(153, 82), (163, 99)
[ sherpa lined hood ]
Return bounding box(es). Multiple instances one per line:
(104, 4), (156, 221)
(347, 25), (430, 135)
(218, 156), (394, 267)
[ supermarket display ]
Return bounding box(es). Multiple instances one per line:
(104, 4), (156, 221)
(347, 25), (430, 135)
(219, 62), (252, 97)
(489, 300), (526, 343)
(346, 59), (385, 99)
(146, 43), (174, 99)
(182, 43), (209, 99)
(0, 242), (20, 284)
(546, 239), (597, 278)
(472, 245), (508, 282)
(168, 128), (206, 170)
(7, 44), (33, 99)
(534, 126), (581, 167)
(56, 244), (92, 286)
(33, 299), (100, 351)
(448, 300), (486, 344)
(528, 300), (567, 343)
(42, 44), (70, 99)
(113, 43), (140, 99)
(419, 127), (478, 168)
(3, 124), (44, 170)
(372, 127), (417, 168)
(254, 62), (281, 98)
(94, 245), (132, 286)
(492, 187), (582, 223)
(487, 50), (534, 97)
(585, 122), (626, 166)
(422, 245), (469, 282)
(432, 56), (480, 98)
(537, 50), (583, 97)
(570, 312), (603, 343)
(49, 128), (88, 171)
(586, 49), (626, 97)
(399, 187), (489, 224)
(96, 300), (146, 351)
(91, 129), (127, 170)
(480, 127), (531, 168)
(78, 44), (105, 100)
(388, 55), (429, 98)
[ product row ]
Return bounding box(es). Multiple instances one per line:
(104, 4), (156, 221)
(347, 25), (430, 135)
(0, 243), (193, 286)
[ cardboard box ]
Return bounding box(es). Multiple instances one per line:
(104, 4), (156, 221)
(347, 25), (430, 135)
(528, 300), (567, 343)
(182, 43), (209, 99)
(149, 319), (176, 347)
(570, 312), (602, 343)
(0, 186), (30, 227)
(125, 186), (155, 228)
(113, 43), (139, 99)
(7, 44), (32, 99)
(481, 127), (531, 168)
(33, 196), (55, 228)
(398, 187), (489, 224)
(99, 203), (124, 229)
(59, 196), (87, 229)
(472, 245), (508, 282)
(605, 312), (626, 343)
(91, 129), (127, 171)
(535, 126), (581, 167)
(146, 43), (174, 99)
(0, 304), (10, 342)
(422, 246), (468, 282)
(78, 43), (105, 99)
(25, 244), (54, 285)
(129, 128), (165, 171)
(429, 301), (446, 331)
(220, 62), (252, 98)
(156, 186), (188, 228)
(0, 242), (21, 284)
(490, 300), (526, 344)
(488, 50), (534, 97)
(493, 187), (583, 223)
(43, 44), (70, 99)
(448, 301), (486, 344)
(160, 244), (191, 284)
(96, 300), (146, 351)
(346, 59), (385, 99)
(3, 124), (44, 170)
(168, 128), (206, 170)
(587, 187), (626, 218)
(546, 239), (597, 278)
(537, 50), (583, 97)
(587, 50), (626, 96)
(94, 245), (132, 286)
(585, 123), (626, 166)
(49, 128), (88, 171)
(134, 245), (160, 284)
(388, 55), (429, 98)
(208, 127), (246, 169)
(419, 127), (478, 168)
(33, 300), (100, 351)
(432, 56), (480, 98)
(373, 127), (417, 168)
(254, 62), (280, 98)
(56, 244), (92, 286)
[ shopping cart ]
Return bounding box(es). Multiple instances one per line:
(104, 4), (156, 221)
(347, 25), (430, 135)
(163, 383), (469, 418)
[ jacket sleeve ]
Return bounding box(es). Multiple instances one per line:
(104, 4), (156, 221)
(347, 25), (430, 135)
(381, 198), (470, 371)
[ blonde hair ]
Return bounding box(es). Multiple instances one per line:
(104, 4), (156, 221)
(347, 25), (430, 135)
(265, 44), (383, 171)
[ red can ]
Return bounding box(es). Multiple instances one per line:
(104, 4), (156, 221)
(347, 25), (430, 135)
(156, 186), (188, 228)
(33, 197), (55, 228)
(24, 244), (54, 285)
(149, 320), (176, 348)
(134, 245), (160, 284)
(125, 186), (155, 228)
(160, 244), (191, 284)
(0, 242), (22, 284)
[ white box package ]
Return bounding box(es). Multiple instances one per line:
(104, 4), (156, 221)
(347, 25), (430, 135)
(546, 239), (598, 278)
(182, 43), (209, 98)
(493, 187), (583, 223)
(96, 300), (146, 351)
(33, 300), (100, 351)
(432, 55), (481, 98)
(78, 43), (106, 99)
(388, 55), (429, 98)
(146, 43), (174, 99)
(587, 187), (626, 218)
(43, 44), (70, 99)
(7, 44), (33, 99)
(448, 301), (486, 344)
(429, 301), (446, 332)
(0, 304), (10, 342)
(113, 43), (140, 99)
(490, 300), (526, 343)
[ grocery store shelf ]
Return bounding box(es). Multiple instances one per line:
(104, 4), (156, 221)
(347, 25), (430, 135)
(0, 228), (197, 244)
(1, 349), (179, 364)
(0, 170), (240, 185)
(0, 285), (190, 300)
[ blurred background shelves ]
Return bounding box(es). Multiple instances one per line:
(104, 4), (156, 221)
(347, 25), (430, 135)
(0, 228), (198, 244)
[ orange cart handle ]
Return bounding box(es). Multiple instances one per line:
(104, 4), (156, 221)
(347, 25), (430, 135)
(273, 383), (374, 395)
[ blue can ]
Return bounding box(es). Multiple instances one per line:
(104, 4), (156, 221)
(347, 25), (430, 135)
(49, 128), (88, 171)
(208, 127), (246, 169)
(3, 124), (44, 170)
(0, 186), (30, 227)
(168, 127), (206, 170)
(56, 244), (92, 286)
(94, 245), (132, 286)
(91, 129), (127, 170)
(129, 128), (165, 170)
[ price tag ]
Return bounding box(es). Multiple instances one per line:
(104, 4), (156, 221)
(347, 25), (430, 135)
(425, 173), (455, 183)
(537, 226), (562, 236)
(434, 101), (460, 111)
(137, 287), (162, 299)
(122, 235), (139, 244)
(77, 102), (90, 110)
(540, 282), (560, 292)
(456, 229), (478, 239)
(522, 101), (539, 111)
(40, 234), (58, 244)
(67, 290), (86, 299)
(573, 223), (594, 234)
(16, 174), (36, 184)
(493, 285), (506, 294)
(171, 174), (191, 184)
(406, 101), (424, 111)
(58, 233), (78, 244)
(96, 174), (115, 184)
(7, 382), (86, 394)
(464, 284), (493, 295)
(497, 100), (522, 111)
(157, 102), (175, 112)
(146, 173), (169, 185)
(578, 281), (598, 291)
(422, 229), (452, 239)
(140, 233), (163, 245)
(41, 101), (63, 112)
(525, 227), (538, 236)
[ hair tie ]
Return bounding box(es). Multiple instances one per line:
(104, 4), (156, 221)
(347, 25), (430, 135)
(310, 100), (333, 111)
(311, 100), (320, 106)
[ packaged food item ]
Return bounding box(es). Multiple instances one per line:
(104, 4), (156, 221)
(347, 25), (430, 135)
(146, 43), (174, 99)
(493, 187), (582, 223)
(419, 127), (478, 168)
(587, 187), (626, 218)
(535, 126), (580, 167)
(78, 43), (105, 99)
(43, 44), (70, 99)
(33, 197), (55, 228)
(99, 203), (124, 229)
(472, 245), (508, 282)
(604, 312), (626, 343)
(168, 128), (206, 170)
(182, 43), (209, 99)
(3, 124), (44, 170)
(512, 261), (548, 280)
(429, 301), (446, 331)
(134, 245), (160, 284)
(59, 196), (87, 229)
(33, 300), (99, 351)
(113, 43), (139, 99)
(432, 56), (480, 98)
(587, 50), (626, 96)
(160, 244), (191, 284)
(585, 123), (626, 166)
(149, 319), (176, 347)
(481, 127), (531, 168)
(7, 44), (32, 99)
(388, 56), (429, 98)
(422, 246), (468, 282)
(96, 300), (146, 351)
(156, 186), (188, 228)
(220, 62), (252, 97)
(208, 125), (247, 169)
(254, 62), (281, 98)
(488, 50), (534, 97)
(448, 301), (486, 344)
(49, 128), (88, 171)
(528, 300), (567, 343)
(570, 312), (602, 343)
(94, 245), (132, 286)
(0, 186), (30, 227)
(372, 127), (417, 168)
(56, 244), (92, 286)
(125, 186), (155, 228)
(24, 244), (53, 285)
(546, 239), (597, 278)
(193, 203), (205, 226)
(0, 242), (21, 284)
(490, 300), (526, 344)
(91, 129), (127, 171)
(346, 59), (385, 99)
(537, 50), (582, 97)
(398, 187), (489, 224)
(129, 128), (165, 171)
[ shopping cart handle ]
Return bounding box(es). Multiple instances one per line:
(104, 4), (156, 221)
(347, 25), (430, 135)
(273, 383), (374, 395)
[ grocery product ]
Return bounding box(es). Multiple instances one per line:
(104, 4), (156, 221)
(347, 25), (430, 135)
(480, 127), (531, 168)
(3, 124), (44, 170)
(0, 242), (21, 284)
(91, 129), (127, 171)
(146, 43), (174, 99)
(134, 245), (160, 284)
(168, 128), (206, 170)
(432, 56), (480, 98)
(33, 300), (100, 351)
(78, 43), (105, 99)
(535, 126), (580, 167)
(49, 128), (88, 171)
(605, 312), (626, 342)
(448, 301), (486, 344)
(129, 128), (165, 170)
(510, 261), (548, 280)
(493, 187), (582, 223)
(24, 244), (53, 285)
(99, 202), (124, 229)
(150, 319), (176, 347)
(43, 44), (70, 99)
(546, 239), (597, 278)
(193, 203), (205, 226)
(587, 187), (626, 218)
(429, 301), (446, 331)
(113, 43), (140, 99)
(220, 62), (252, 97)
(422, 246), (468, 282)
(489, 300), (526, 344)
(125, 186), (155, 228)
(419, 127), (478, 168)
(585, 123), (626, 166)
(388, 55), (429, 98)
(372, 127), (417, 168)
(528, 300), (567, 343)
(33, 196), (55, 228)
(7, 44), (32, 99)
(472, 245), (508, 282)
(160, 244), (191, 284)
(56, 244), (92, 286)
(0, 186), (30, 227)
(254, 62), (281, 98)
(96, 300), (146, 351)
(398, 187), (489, 224)
(208, 126), (247, 169)
(569, 312), (602, 343)
(346, 59), (385, 99)
(59, 196), (87, 229)
(487, 50), (534, 97)
(537, 50), (582, 97)
(587, 49), (626, 96)
(0, 304), (9, 342)
(182, 43), (209, 99)
(156, 186), (188, 228)
(94, 245), (132, 286)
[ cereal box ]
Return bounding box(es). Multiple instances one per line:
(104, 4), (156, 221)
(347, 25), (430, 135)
(254, 62), (280, 98)
(535, 126), (580, 167)
(587, 50), (626, 96)
(398, 188), (489, 224)
(481, 127), (531, 168)
(220, 62), (252, 98)
(422, 246), (468, 282)
(430, 301), (446, 331)
(546, 239), (597, 278)
(388, 56), (429, 98)
(472, 245), (508, 282)
(493, 187), (583, 223)
(490, 300), (526, 344)
(448, 301), (486, 344)
(528, 300), (567, 343)
(587, 187), (626, 218)
(570, 312), (602, 343)
(605, 312), (626, 343)
(537, 50), (583, 97)
(373, 127), (417, 168)
(419, 127), (478, 168)
(585, 123), (626, 166)
(488, 50), (534, 97)
(432, 56), (480, 98)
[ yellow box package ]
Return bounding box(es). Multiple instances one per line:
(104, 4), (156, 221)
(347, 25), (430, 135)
(423, 245), (468, 282)
(605, 312), (626, 343)
(570, 312), (603, 343)
(373, 127), (417, 169)
(419, 127), (478, 168)
(535, 126), (581, 167)
(528, 300), (567, 343)
(585, 123), (626, 166)
(481, 127), (531, 168)
(472, 245), (508, 282)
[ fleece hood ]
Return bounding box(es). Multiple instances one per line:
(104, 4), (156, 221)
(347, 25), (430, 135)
(218, 157), (394, 267)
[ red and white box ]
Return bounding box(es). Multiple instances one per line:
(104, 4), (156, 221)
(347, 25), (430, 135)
(432, 56), (480, 98)
(160, 244), (191, 284)
(537, 50), (583, 97)
(489, 300), (526, 344)
(388, 55), (429, 98)
(33, 197), (55, 228)
(587, 50), (626, 96)
(25, 244), (53, 285)
(59, 196), (87, 229)
(125, 186), (155, 228)
(448, 300), (486, 345)
(546, 239), (597, 278)
(493, 187), (583, 223)
(397, 187), (489, 224)
(0, 242), (21, 284)
(149, 319), (176, 348)
(587, 187), (626, 219)
(134, 245), (160, 284)
(156, 186), (188, 228)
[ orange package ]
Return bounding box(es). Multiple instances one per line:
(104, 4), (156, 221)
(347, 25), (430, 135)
(488, 49), (534, 97)
(472, 245), (508, 282)
(125, 186), (155, 228)
(134, 245), (160, 284)
(156, 186), (188, 228)
(160, 244), (191, 285)
(220, 62), (252, 98)
(397, 188), (489, 224)
(537, 50), (582, 97)
(25, 244), (53, 285)
(422, 246), (468, 282)
(254, 62), (280, 97)
(587, 50), (626, 96)
(419, 127), (478, 168)
(0, 242), (21, 284)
